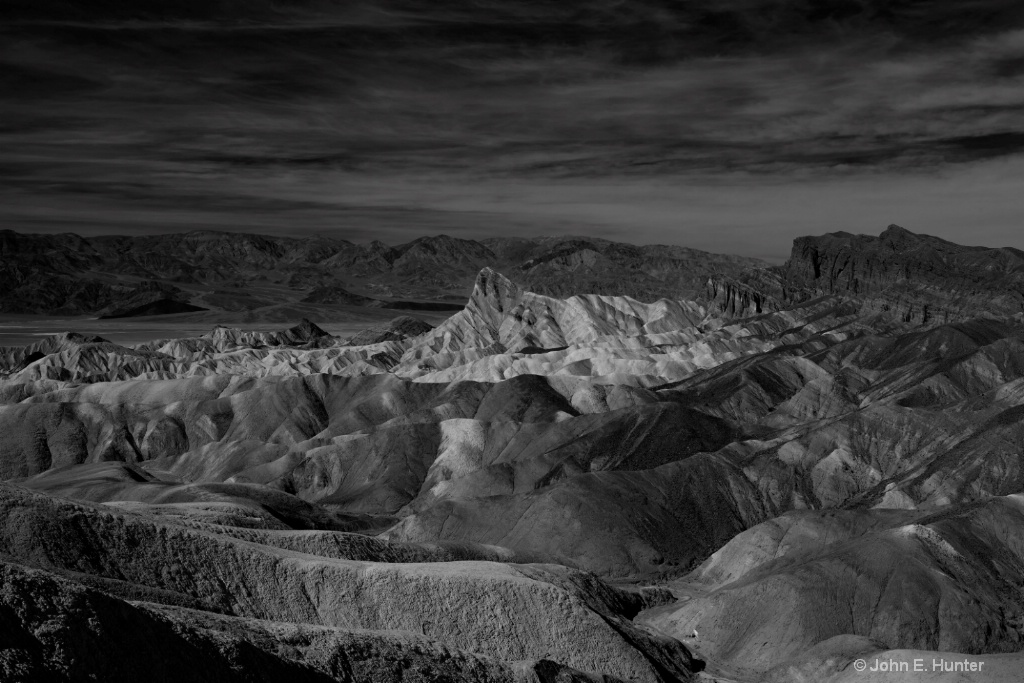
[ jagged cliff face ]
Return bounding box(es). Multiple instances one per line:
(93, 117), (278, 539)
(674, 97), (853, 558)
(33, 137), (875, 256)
(784, 225), (1024, 321)
(704, 269), (785, 318)
(708, 225), (1024, 325)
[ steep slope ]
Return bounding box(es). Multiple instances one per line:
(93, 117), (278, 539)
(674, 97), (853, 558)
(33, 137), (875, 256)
(0, 551), (643, 683)
(0, 482), (699, 682)
(487, 238), (765, 302)
(641, 496), (1024, 674)
(785, 225), (1024, 322)
(343, 316), (433, 346)
(708, 225), (1024, 323)
(404, 267), (706, 354)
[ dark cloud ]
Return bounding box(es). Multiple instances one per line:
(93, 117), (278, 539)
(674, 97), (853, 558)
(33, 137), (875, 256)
(1, 3), (1023, 256)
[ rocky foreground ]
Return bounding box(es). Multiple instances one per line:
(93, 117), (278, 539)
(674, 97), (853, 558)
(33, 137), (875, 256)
(3, 226), (1024, 681)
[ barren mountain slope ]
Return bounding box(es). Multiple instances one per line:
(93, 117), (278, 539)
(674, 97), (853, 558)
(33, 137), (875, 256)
(5, 265), (1024, 582)
(641, 496), (1024, 675)
(707, 224), (1024, 323)
(0, 482), (697, 682)
(5, 230), (1024, 680)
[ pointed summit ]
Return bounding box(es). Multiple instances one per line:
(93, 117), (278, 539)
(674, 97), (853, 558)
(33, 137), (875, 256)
(881, 224), (915, 238)
(880, 224), (922, 250)
(395, 235), (497, 268)
(287, 318), (331, 341)
(469, 267), (523, 315)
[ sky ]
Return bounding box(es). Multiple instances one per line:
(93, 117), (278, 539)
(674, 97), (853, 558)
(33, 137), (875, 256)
(2, 0), (1024, 262)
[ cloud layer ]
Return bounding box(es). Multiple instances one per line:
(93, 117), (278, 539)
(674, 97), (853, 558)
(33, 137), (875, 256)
(1, 1), (1023, 256)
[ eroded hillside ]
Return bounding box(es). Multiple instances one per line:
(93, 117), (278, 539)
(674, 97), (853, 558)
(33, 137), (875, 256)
(3, 226), (1024, 681)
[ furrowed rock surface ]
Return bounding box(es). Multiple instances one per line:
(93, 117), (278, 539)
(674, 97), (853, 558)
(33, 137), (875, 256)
(1, 557), (628, 683)
(785, 225), (1024, 322)
(7, 229), (1024, 680)
(343, 316), (434, 346)
(641, 496), (1024, 675)
(0, 482), (697, 682)
(709, 225), (1024, 324)
(8, 275), (1024, 582)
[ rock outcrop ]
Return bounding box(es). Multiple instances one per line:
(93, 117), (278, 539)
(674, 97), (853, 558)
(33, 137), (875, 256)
(0, 482), (698, 682)
(710, 225), (1024, 324)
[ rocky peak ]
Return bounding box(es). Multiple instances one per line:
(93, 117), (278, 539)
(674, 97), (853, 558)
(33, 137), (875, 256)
(345, 316), (433, 346)
(879, 223), (920, 248)
(365, 240), (398, 262)
(395, 235), (497, 266)
(468, 267), (524, 315)
(287, 318), (331, 341)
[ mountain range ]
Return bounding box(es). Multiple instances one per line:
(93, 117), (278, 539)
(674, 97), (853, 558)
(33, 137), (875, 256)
(0, 229), (765, 318)
(6, 223), (1024, 328)
(2, 225), (1024, 682)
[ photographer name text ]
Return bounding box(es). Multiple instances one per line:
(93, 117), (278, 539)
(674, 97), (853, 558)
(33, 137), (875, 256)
(852, 657), (984, 674)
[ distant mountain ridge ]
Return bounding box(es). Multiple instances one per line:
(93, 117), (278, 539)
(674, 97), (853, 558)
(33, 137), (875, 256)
(7, 225), (1022, 329)
(707, 224), (1024, 324)
(0, 229), (767, 317)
